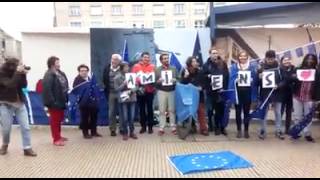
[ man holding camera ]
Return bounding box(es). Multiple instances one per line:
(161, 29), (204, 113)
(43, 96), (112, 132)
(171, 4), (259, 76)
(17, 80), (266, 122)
(0, 58), (37, 157)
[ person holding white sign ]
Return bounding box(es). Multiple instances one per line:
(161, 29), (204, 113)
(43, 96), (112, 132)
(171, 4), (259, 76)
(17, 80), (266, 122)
(202, 48), (229, 136)
(114, 62), (138, 141)
(257, 50), (286, 140)
(228, 51), (259, 139)
(155, 53), (179, 136)
(131, 52), (156, 134)
(292, 54), (320, 142)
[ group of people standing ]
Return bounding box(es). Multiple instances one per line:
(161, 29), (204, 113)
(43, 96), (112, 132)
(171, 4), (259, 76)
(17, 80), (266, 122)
(1, 46), (319, 157)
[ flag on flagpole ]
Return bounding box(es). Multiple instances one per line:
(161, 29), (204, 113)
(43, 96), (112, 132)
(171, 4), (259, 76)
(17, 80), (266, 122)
(122, 40), (129, 63)
(192, 32), (203, 66)
(249, 88), (275, 120)
(295, 47), (304, 57)
(170, 52), (182, 72)
(307, 43), (317, 55)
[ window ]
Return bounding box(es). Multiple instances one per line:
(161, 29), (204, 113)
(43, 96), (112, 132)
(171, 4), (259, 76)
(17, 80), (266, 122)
(111, 21), (125, 28)
(194, 3), (205, 15)
(111, 5), (123, 16)
(70, 21), (82, 27)
(153, 4), (165, 15)
(174, 20), (185, 28)
(91, 21), (103, 27)
(132, 4), (144, 15)
(194, 20), (204, 28)
(174, 3), (184, 15)
(153, 20), (165, 28)
(69, 6), (81, 16)
(91, 5), (102, 16)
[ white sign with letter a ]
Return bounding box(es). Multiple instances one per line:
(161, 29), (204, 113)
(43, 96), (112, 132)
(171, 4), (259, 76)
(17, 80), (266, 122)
(211, 75), (223, 90)
(262, 71), (276, 88)
(161, 70), (173, 86)
(141, 72), (155, 85)
(297, 69), (315, 81)
(237, 71), (251, 87)
(125, 73), (136, 89)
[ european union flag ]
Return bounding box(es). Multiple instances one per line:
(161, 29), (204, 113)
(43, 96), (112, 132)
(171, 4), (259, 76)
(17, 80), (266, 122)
(122, 40), (129, 63)
(168, 151), (253, 175)
(193, 32), (203, 66)
(295, 47), (304, 58)
(220, 89), (235, 128)
(307, 43), (317, 55)
(249, 88), (275, 120)
(170, 52), (182, 73)
(289, 103), (318, 139)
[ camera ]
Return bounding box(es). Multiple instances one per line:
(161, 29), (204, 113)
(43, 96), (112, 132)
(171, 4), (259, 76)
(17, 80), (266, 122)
(23, 65), (31, 71)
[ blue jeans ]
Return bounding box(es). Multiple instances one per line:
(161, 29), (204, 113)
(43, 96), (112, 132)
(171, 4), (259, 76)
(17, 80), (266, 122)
(120, 102), (136, 135)
(0, 103), (32, 149)
(261, 102), (283, 133)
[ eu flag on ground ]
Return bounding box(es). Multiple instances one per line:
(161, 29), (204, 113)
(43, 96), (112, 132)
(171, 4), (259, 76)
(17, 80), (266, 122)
(170, 52), (182, 73)
(122, 40), (129, 63)
(168, 151), (253, 175)
(192, 32), (203, 66)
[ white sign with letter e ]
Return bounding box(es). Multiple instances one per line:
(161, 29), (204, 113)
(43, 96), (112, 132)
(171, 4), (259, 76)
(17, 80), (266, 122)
(262, 71), (276, 88)
(211, 75), (223, 90)
(161, 70), (173, 86)
(125, 73), (137, 89)
(297, 69), (315, 81)
(141, 72), (155, 85)
(237, 71), (251, 87)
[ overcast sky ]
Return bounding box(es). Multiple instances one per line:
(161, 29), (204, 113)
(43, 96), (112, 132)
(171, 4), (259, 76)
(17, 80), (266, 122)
(0, 2), (54, 40)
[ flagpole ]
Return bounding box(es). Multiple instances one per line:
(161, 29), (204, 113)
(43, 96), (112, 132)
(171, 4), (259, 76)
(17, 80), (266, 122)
(259, 88), (275, 110)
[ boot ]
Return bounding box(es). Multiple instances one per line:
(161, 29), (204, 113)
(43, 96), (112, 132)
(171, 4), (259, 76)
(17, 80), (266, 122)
(244, 131), (250, 139)
(91, 129), (102, 137)
(24, 148), (37, 157)
(148, 126), (153, 134)
(221, 128), (228, 136)
(83, 130), (92, 139)
(139, 127), (146, 134)
(0, 145), (8, 155)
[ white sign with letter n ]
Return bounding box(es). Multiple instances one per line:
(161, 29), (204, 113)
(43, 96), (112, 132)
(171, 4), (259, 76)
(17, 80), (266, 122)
(237, 71), (251, 87)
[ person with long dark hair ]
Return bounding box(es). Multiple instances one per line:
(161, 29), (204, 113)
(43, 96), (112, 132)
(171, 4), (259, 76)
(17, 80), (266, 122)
(202, 48), (229, 136)
(292, 54), (320, 142)
(180, 56), (209, 136)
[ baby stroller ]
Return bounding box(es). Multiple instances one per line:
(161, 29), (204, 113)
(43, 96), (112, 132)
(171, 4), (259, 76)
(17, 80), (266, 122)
(175, 83), (200, 139)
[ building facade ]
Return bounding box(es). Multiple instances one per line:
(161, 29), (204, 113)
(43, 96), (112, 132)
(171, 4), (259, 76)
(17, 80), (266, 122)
(0, 28), (21, 64)
(54, 2), (209, 29)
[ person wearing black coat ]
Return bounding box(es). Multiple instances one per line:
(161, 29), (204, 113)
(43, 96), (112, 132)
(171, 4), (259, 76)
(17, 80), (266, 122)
(202, 48), (229, 136)
(279, 56), (295, 134)
(73, 64), (102, 139)
(291, 54), (320, 142)
(42, 56), (69, 146)
(257, 50), (285, 140)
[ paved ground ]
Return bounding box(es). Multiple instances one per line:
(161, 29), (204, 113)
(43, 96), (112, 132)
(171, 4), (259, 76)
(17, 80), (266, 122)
(1, 121), (320, 178)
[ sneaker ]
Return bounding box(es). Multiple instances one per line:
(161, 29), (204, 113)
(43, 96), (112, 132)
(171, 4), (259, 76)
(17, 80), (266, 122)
(200, 130), (209, 136)
(236, 131), (242, 138)
(258, 130), (266, 140)
(221, 129), (228, 136)
(0, 145), (8, 155)
(171, 129), (177, 135)
(24, 149), (37, 157)
(110, 131), (117, 137)
(129, 133), (138, 139)
(91, 133), (102, 137)
(244, 131), (250, 139)
(305, 136), (315, 143)
(158, 129), (165, 136)
(275, 131), (285, 140)
(61, 137), (68, 141)
(53, 140), (65, 146)
(122, 135), (129, 141)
